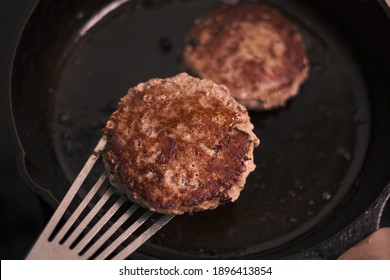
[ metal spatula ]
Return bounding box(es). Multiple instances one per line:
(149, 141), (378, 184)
(26, 136), (173, 260)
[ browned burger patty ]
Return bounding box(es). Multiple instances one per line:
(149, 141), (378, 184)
(103, 73), (259, 215)
(184, 2), (309, 110)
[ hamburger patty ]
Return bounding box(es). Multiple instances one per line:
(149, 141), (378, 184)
(184, 2), (309, 110)
(103, 73), (259, 215)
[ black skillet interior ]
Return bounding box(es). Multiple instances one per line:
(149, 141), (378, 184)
(8, 0), (390, 259)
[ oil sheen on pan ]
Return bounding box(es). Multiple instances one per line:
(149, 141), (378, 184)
(51, 0), (370, 258)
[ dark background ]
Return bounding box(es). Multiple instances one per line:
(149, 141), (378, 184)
(0, 0), (45, 259)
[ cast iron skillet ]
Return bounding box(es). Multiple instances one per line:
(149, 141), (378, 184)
(5, 0), (390, 259)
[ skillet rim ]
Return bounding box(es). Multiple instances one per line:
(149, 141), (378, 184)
(4, 0), (390, 259)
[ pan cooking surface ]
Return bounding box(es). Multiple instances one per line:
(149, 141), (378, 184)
(50, 0), (369, 258)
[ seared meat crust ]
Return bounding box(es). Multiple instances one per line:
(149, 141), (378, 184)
(103, 73), (259, 215)
(184, 2), (309, 110)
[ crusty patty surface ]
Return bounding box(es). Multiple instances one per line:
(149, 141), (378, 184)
(103, 73), (259, 215)
(184, 2), (309, 110)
